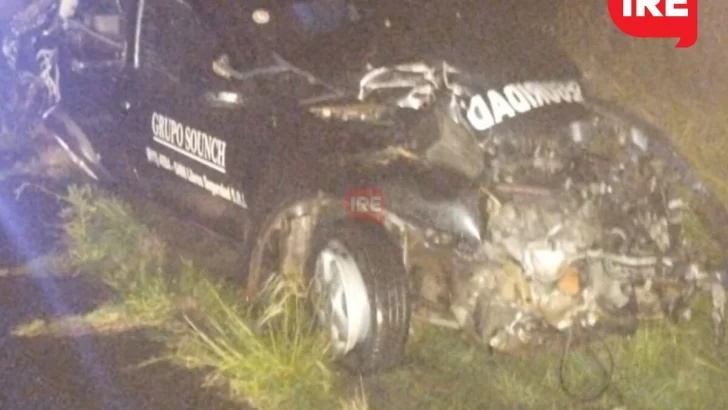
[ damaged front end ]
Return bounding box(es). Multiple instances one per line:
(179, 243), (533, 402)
(314, 61), (728, 355)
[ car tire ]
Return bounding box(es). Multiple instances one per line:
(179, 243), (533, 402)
(305, 219), (411, 374)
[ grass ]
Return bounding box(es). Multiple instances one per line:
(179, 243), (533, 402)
(41, 183), (727, 409)
(20, 190), (728, 410)
(8, 1), (728, 409)
(55, 186), (342, 410)
(369, 303), (728, 410)
(11, 304), (157, 337)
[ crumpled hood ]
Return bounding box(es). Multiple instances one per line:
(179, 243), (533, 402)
(281, 2), (582, 90)
(355, 61), (588, 132)
(282, 6), (589, 132)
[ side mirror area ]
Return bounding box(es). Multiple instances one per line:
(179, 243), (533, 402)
(203, 89), (245, 108)
(194, 54), (260, 109)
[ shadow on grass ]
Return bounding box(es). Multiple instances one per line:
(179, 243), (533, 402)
(0, 273), (241, 410)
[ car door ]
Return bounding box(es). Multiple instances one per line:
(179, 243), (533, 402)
(126, 0), (271, 238)
(49, 1), (133, 179)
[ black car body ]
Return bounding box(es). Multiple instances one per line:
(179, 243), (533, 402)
(4, 0), (728, 372)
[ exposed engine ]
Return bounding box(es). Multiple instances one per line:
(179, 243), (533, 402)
(409, 108), (719, 353)
(305, 61), (728, 352)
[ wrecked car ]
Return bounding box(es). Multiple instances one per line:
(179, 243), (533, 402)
(3, 0), (728, 374)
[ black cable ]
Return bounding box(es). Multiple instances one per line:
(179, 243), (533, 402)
(558, 328), (616, 403)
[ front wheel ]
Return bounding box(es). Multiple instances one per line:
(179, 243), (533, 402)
(305, 219), (412, 374)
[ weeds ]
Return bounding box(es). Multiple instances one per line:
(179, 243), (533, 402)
(60, 185), (341, 410)
(166, 267), (334, 410)
(56, 184), (728, 409)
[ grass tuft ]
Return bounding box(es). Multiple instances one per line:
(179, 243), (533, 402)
(60, 185), (340, 410)
(165, 266), (335, 410)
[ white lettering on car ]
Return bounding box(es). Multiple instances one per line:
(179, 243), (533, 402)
(145, 146), (247, 208)
(487, 89), (517, 123)
(466, 80), (585, 132)
(151, 112), (228, 173)
(466, 94), (495, 131)
(503, 84), (532, 113)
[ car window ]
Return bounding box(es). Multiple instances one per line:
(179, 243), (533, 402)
(290, 0), (351, 34)
(278, 0), (372, 41)
(139, 0), (225, 86)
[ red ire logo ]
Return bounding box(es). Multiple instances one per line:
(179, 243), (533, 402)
(608, 0), (698, 48)
(344, 187), (385, 224)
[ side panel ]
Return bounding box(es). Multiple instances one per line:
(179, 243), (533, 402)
(126, 0), (269, 238)
(48, 0), (136, 180)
